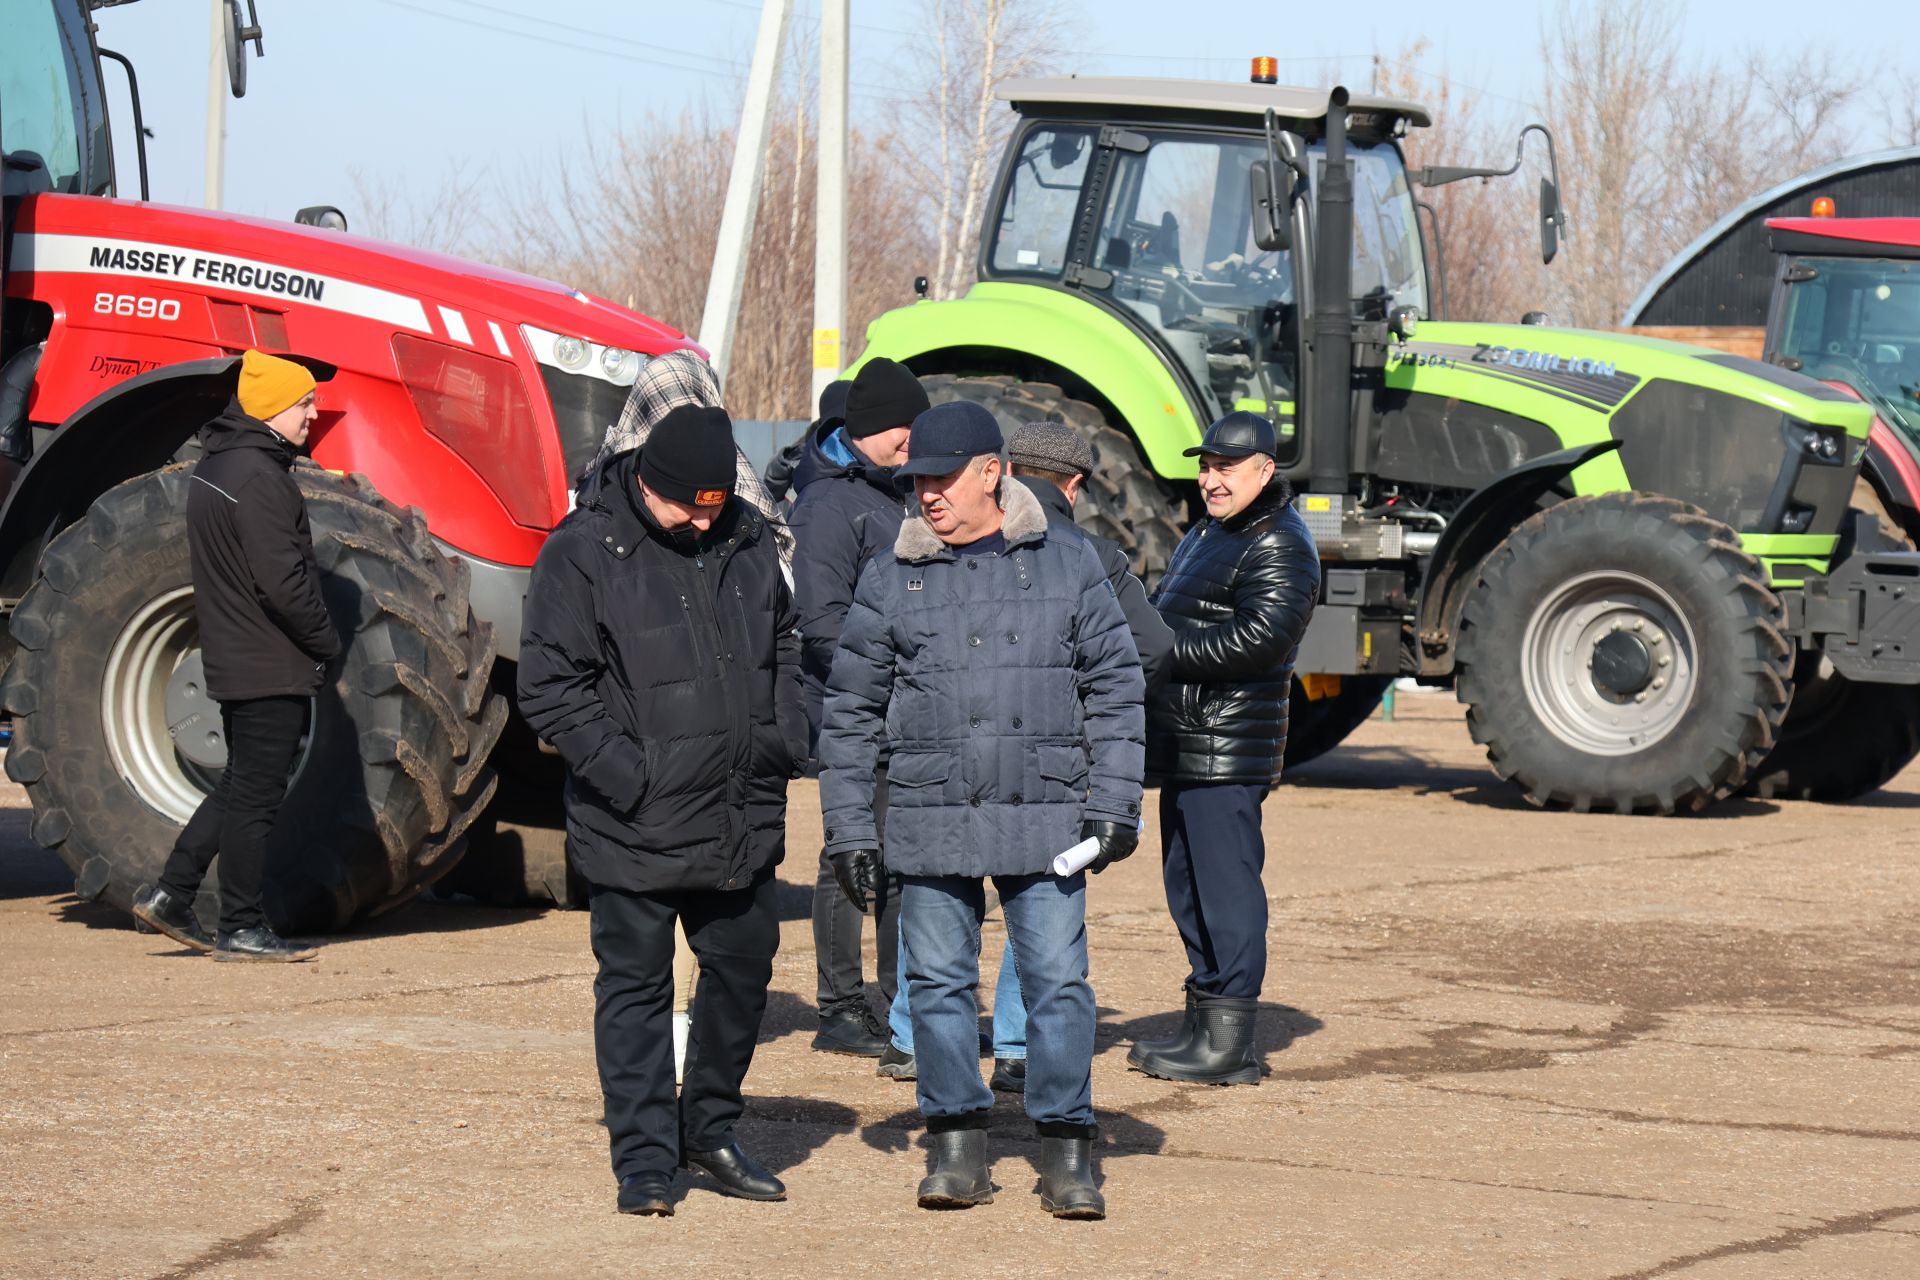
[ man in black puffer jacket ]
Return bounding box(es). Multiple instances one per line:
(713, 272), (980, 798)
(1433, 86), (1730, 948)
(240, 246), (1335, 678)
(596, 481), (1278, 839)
(1130, 411), (1319, 1086)
(518, 405), (807, 1216)
(132, 350), (339, 964)
(788, 357), (926, 1057)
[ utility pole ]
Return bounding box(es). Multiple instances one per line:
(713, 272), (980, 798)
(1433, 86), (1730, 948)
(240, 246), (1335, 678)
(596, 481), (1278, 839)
(698, 0), (794, 389)
(811, 0), (850, 405)
(204, 0), (226, 210)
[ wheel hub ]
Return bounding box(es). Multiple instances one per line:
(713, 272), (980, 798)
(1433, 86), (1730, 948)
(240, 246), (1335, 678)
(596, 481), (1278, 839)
(1590, 631), (1654, 698)
(164, 650), (227, 769)
(1521, 570), (1699, 757)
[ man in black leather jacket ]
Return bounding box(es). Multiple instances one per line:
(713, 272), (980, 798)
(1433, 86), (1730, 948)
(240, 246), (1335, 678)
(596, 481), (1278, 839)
(1130, 411), (1319, 1085)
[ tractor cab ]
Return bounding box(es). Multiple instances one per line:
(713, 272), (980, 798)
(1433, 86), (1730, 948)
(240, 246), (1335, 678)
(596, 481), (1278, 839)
(985, 77), (1431, 448)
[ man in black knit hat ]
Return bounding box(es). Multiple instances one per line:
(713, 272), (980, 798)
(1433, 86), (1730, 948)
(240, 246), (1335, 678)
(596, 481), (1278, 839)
(788, 356), (930, 1058)
(520, 402), (807, 1216)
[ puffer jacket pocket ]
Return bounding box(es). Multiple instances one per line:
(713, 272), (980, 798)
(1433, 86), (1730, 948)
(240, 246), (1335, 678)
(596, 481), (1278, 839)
(886, 750), (955, 809)
(1034, 743), (1090, 802)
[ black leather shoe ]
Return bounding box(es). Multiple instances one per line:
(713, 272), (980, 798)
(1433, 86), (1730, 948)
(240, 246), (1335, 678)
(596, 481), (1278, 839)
(989, 1057), (1026, 1093)
(212, 927), (318, 963)
(131, 885), (213, 952)
(684, 1143), (786, 1201)
(917, 1125), (993, 1208)
(875, 1041), (916, 1080)
(617, 1172), (674, 1216)
(811, 1003), (888, 1056)
(1037, 1128), (1105, 1219)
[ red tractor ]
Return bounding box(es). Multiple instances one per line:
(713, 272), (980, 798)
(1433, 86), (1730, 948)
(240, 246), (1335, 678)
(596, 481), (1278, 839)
(2, 1), (691, 928)
(1745, 211), (1920, 799)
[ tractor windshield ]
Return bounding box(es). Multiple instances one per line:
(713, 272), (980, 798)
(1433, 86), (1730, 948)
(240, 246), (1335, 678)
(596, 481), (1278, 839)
(1775, 255), (1920, 439)
(0, 0), (113, 198)
(988, 124), (1425, 429)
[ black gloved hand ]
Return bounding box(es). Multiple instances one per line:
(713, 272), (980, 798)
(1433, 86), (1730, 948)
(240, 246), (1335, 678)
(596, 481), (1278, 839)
(1082, 820), (1138, 874)
(828, 847), (884, 913)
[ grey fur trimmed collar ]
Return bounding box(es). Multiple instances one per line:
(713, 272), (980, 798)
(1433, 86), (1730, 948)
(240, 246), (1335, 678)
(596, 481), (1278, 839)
(894, 472), (1050, 563)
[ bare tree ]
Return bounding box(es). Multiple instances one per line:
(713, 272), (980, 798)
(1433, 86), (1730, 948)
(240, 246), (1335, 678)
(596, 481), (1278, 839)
(349, 161), (489, 256)
(487, 103), (929, 421)
(1371, 40), (1538, 324)
(892, 0), (1065, 300)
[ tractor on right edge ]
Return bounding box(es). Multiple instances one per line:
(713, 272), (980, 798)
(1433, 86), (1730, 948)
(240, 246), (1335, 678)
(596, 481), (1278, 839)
(853, 65), (1920, 813)
(1748, 211), (1920, 797)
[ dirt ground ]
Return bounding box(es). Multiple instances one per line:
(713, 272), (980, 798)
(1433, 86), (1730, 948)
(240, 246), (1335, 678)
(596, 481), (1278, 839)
(2, 693), (1916, 1279)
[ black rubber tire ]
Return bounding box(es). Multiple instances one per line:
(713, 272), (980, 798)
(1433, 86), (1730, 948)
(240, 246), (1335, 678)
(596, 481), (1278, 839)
(1453, 492), (1793, 814)
(918, 374), (1187, 585)
(1747, 498), (1920, 801)
(2, 464), (508, 932)
(437, 814), (584, 909)
(1283, 675), (1393, 771)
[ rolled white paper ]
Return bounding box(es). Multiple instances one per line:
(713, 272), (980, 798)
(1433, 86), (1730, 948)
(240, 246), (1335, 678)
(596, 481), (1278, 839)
(1051, 836), (1101, 877)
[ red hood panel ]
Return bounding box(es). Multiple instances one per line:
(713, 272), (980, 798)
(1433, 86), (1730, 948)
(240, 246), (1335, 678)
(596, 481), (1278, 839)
(14, 194), (690, 353)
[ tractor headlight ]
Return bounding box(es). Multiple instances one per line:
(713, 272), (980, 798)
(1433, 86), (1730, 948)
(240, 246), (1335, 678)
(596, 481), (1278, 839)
(601, 346), (641, 384)
(552, 335), (590, 371)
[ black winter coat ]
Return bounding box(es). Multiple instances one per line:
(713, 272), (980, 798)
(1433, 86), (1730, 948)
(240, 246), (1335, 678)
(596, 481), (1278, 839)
(1147, 477), (1320, 787)
(187, 404), (341, 701)
(517, 449), (806, 893)
(1017, 476), (1176, 696)
(787, 418), (909, 747)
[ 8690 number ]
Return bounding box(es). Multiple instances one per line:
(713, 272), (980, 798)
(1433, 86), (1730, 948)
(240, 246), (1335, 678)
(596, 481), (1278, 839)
(93, 293), (181, 321)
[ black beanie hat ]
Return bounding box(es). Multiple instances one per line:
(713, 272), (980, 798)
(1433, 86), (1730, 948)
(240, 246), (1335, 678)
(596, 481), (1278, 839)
(818, 378), (852, 424)
(844, 357), (929, 439)
(638, 404), (737, 504)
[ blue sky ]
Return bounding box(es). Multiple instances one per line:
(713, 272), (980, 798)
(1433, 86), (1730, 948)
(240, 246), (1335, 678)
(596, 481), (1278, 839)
(91, 0), (1914, 225)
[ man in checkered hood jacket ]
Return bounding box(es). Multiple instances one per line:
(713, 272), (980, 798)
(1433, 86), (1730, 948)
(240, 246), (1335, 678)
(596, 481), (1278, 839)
(575, 348), (794, 567)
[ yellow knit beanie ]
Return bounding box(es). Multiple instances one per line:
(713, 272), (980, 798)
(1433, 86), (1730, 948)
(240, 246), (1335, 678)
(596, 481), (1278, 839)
(236, 350), (316, 421)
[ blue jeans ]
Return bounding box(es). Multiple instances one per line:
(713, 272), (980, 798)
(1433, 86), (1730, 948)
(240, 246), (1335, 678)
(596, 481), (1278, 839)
(899, 873), (1092, 1126)
(889, 929), (1026, 1059)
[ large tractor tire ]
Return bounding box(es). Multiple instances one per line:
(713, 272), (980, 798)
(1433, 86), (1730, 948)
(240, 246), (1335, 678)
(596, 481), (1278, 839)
(918, 374), (1187, 584)
(1747, 494), (1920, 801)
(2, 464), (509, 932)
(1454, 492), (1793, 814)
(1284, 675), (1393, 771)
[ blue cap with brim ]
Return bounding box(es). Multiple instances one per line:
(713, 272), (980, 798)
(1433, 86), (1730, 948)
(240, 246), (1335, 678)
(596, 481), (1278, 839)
(896, 400), (1006, 477)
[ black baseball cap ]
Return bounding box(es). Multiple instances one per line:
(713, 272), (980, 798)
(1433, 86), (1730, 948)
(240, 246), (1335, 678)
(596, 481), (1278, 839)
(897, 400), (1005, 478)
(1183, 410), (1278, 460)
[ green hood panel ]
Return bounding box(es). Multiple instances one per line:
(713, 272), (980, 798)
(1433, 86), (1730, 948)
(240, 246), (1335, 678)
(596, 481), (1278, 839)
(856, 282), (1206, 478)
(1399, 322), (1872, 439)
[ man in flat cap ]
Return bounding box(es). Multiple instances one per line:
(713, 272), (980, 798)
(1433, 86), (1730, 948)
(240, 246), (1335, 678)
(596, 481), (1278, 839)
(519, 403), (807, 1216)
(132, 349), (339, 963)
(1129, 411), (1318, 1085)
(820, 399), (1144, 1218)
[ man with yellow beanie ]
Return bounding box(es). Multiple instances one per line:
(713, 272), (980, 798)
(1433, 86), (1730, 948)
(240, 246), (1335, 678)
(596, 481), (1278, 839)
(131, 350), (341, 962)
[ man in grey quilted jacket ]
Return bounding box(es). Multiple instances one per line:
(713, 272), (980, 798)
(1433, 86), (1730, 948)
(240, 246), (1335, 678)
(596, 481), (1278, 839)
(819, 400), (1145, 1220)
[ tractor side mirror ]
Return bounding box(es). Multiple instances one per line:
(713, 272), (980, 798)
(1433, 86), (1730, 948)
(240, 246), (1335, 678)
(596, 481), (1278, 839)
(1249, 160), (1292, 253)
(1539, 177), (1561, 265)
(295, 205), (349, 232)
(223, 0), (265, 98)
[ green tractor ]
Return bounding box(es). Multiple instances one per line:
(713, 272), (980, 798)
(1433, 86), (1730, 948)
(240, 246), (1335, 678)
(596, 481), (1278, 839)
(855, 71), (1920, 812)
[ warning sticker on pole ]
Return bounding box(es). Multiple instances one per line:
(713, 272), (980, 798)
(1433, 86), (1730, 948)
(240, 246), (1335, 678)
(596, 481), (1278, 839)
(12, 233), (432, 334)
(812, 327), (841, 371)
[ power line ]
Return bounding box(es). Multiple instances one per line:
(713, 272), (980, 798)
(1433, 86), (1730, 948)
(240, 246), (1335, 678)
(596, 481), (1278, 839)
(377, 0), (912, 102)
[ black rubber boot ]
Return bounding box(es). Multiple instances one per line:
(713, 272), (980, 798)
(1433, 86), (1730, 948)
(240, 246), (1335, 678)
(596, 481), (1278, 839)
(1130, 994), (1260, 1085)
(1036, 1123), (1104, 1219)
(1125, 985), (1197, 1067)
(916, 1116), (993, 1208)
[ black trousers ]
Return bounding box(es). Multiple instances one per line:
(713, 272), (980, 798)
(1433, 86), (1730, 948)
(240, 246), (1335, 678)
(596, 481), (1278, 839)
(590, 872), (780, 1179)
(158, 695), (308, 933)
(811, 768), (899, 1016)
(1159, 782), (1271, 1000)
